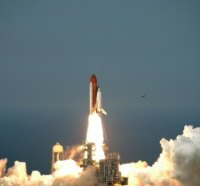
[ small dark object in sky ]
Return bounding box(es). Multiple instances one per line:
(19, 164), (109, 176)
(141, 94), (146, 98)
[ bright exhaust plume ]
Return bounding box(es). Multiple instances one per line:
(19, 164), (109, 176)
(86, 113), (105, 161)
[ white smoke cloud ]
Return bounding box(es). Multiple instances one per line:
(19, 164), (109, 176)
(0, 159), (98, 186)
(120, 125), (200, 186)
(53, 166), (99, 186)
(53, 159), (82, 178)
(0, 125), (200, 186)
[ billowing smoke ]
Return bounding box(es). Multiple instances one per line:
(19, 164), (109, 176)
(120, 125), (200, 186)
(0, 159), (99, 186)
(53, 165), (99, 186)
(64, 145), (84, 163)
(0, 159), (7, 178)
(0, 125), (200, 186)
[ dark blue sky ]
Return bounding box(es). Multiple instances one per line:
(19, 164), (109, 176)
(0, 1), (200, 174)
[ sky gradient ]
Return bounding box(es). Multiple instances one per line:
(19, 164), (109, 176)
(0, 1), (200, 173)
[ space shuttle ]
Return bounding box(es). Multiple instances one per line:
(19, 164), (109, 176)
(89, 74), (107, 115)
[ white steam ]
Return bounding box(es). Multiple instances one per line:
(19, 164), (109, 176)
(0, 125), (200, 186)
(0, 160), (98, 186)
(120, 125), (200, 186)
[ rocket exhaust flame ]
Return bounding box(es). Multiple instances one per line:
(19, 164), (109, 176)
(85, 113), (105, 162)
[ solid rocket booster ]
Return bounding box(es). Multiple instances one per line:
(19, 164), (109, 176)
(89, 74), (107, 115)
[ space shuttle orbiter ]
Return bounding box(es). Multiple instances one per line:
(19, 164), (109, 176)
(89, 74), (107, 115)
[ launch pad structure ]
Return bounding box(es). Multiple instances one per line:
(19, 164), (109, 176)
(51, 74), (128, 186)
(81, 142), (128, 186)
(52, 141), (128, 186)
